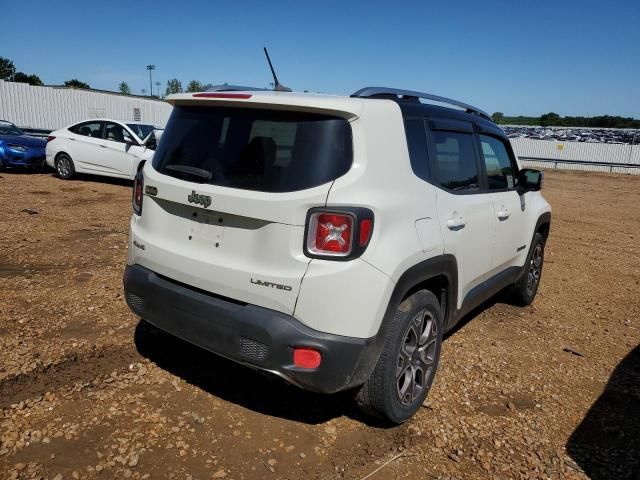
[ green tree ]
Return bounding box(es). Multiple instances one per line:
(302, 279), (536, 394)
(539, 112), (560, 127)
(0, 57), (16, 80)
(491, 112), (504, 123)
(119, 81), (131, 95)
(64, 79), (90, 89)
(165, 79), (183, 95)
(186, 80), (203, 93)
(13, 72), (43, 86)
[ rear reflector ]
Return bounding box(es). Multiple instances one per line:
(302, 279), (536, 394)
(359, 219), (373, 247)
(293, 348), (322, 369)
(192, 93), (252, 99)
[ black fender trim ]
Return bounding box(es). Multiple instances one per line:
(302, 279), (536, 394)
(347, 255), (460, 387)
(534, 212), (552, 239)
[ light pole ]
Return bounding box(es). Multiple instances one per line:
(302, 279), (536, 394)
(155, 81), (161, 99)
(146, 65), (155, 97)
(141, 88), (146, 96)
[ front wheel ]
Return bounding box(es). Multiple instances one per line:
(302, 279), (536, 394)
(356, 290), (444, 424)
(56, 153), (75, 180)
(510, 232), (545, 306)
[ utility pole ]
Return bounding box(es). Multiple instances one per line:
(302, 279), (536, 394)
(141, 88), (146, 96)
(146, 65), (156, 96)
(155, 81), (161, 98)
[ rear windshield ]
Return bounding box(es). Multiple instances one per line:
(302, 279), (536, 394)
(152, 106), (353, 192)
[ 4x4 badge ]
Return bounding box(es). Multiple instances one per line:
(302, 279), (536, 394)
(187, 190), (212, 208)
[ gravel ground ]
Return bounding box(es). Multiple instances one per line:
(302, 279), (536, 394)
(0, 169), (638, 480)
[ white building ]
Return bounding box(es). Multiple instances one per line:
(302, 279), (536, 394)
(0, 80), (173, 131)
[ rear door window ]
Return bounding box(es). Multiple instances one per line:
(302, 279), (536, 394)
(70, 121), (104, 139)
(153, 106), (353, 193)
(430, 130), (480, 192)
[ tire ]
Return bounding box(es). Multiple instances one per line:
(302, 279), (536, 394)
(356, 290), (444, 424)
(0, 157), (5, 171)
(510, 232), (545, 306)
(56, 153), (75, 180)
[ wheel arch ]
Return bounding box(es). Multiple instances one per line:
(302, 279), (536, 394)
(534, 211), (552, 241)
(54, 151), (71, 165)
(380, 255), (458, 336)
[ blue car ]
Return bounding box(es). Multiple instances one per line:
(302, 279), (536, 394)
(0, 120), (47, 170)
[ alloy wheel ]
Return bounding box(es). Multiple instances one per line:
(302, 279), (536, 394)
(396, 309), (438, 406)
(57, 158), (70, 177)
(527, 243), (543, 295)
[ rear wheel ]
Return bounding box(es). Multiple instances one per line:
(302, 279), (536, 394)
(56, 153), (75, 180)
(356, 290), (443, 424)
(0, 157), (5, 170)
(510, 232), (545, 306)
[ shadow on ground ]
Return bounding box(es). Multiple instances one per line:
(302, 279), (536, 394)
(133, 319), (368, 426)
(133, 289), (504, 427)
(566, 345), (640, 480)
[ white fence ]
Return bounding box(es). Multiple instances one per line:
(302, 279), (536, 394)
(511, 138), (640, 175)
(0, 80), (173, 130)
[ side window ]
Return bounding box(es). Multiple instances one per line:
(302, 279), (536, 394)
(479, 135), (515, 190)
(105, 122), (133, 144)
(71, 122), (103, 138)
(403, 119), (429, 181)
(431, 130), (479, 192)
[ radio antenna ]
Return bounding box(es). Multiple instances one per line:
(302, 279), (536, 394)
(263, 47), (291, 92)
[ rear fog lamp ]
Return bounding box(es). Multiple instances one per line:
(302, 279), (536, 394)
(293, 348), (322, 369)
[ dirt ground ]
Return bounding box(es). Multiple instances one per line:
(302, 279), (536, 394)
(0, 169), (638, 480)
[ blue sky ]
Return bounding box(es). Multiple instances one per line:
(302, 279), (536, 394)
(3, 0), (639, 117)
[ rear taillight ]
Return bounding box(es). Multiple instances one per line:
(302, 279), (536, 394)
(132, 171), (143, 216)
(308, 212), (354, 256)
(46, 136), (56, 143)
(304, 208), (374, 260)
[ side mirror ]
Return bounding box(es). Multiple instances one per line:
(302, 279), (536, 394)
(519, 168), (543, 192)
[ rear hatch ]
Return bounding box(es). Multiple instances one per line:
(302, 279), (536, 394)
(130, 94), (360, 315)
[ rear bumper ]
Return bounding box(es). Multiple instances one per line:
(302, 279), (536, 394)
(123, 264), (378, 393)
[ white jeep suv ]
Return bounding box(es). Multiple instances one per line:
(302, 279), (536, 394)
(123, 87), (551, 424)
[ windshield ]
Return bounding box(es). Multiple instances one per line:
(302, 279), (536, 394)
(152, 106), (353, 193)
(0, 121), (23, 136)
(126, 123), (156, 140)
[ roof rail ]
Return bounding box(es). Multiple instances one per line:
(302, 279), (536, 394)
(351, 87), (491, 120)
(206, 84), (268, 92)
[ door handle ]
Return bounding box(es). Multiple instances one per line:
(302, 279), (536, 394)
(446, 216), (467, 231)
(99, 144), (108, 148)
(497, 209), (510, 221)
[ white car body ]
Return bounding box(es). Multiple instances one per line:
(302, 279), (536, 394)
(123, 88), (551, 421)
(46, 119), (160, 180)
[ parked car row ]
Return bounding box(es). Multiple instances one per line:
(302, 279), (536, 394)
(0, 118), (162, 181)
(503, 125), (639, 144)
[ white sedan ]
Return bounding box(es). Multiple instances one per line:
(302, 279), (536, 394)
(46, 119), (162, 180)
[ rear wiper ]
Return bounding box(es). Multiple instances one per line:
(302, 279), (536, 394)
(163, 164), (212, 183)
